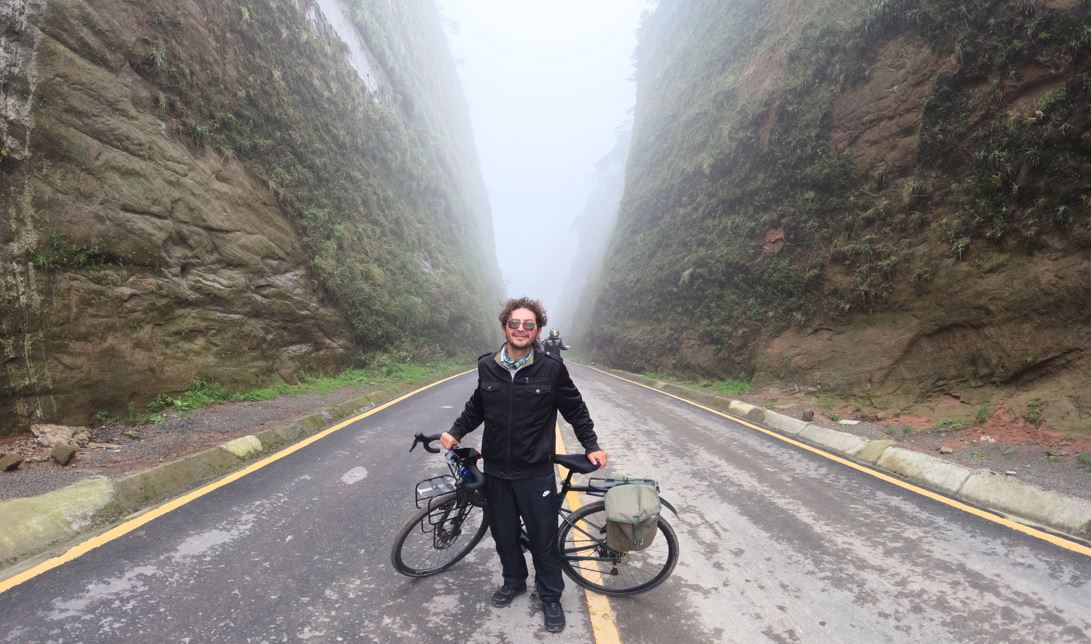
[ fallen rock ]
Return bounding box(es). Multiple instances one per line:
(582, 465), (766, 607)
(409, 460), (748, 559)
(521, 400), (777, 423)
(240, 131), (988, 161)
(51, 444), (77, 466)
(938, 447), (954, 455)
(1001, 447), (1017, 456)
(87, 442), (122, 450)
(32, 424), (91, 448)
(1004, 470), (1017, 476)
(1, 453), (24, 471)
(801, 410), (815, 421)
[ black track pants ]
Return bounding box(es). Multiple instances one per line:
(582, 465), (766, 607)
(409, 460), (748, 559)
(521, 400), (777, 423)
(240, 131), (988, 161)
(485, 472), (564, 602)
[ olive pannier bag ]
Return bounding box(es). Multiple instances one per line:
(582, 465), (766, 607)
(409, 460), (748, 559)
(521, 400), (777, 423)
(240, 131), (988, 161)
(604, 482), (661, 551)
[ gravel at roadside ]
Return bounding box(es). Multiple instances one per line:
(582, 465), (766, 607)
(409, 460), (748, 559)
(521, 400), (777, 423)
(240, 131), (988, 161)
(5, 367), (1089, 521)
(738, 396), (1091, 503)
(0, 385), (376, 502)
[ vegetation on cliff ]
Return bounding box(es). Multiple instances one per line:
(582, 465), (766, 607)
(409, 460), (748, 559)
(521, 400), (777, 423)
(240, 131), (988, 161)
(135, 0), (499, 353)
(1, 0), (500, 431)
(579, 0), (1091, 432)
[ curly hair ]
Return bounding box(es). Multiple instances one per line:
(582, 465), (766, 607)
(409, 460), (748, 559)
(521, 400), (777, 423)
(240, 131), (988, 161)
(498, 297), (548, 329)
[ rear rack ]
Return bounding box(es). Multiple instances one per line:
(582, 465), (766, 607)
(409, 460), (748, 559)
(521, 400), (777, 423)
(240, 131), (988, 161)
(585, 477), (660, 496)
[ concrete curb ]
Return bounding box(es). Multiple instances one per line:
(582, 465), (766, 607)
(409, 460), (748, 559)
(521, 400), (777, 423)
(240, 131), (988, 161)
(876, 446), (973, 495)
(601, 367), (1091, 540)
(799, 424), (869, 456)
(0, 375), (456, 569)
(0, 478), (115, 565)
(960, 471), (1091, 535)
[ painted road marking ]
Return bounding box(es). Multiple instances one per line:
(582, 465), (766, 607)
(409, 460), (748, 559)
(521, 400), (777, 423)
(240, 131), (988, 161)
(584, 365), (1091, 559)
(556, 424), (622, 644)
(0, 371), (473, 595)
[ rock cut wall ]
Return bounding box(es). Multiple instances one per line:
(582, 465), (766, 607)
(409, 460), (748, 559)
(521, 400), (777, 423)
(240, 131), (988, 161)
(1, 0), (357, 430)
(585, 0), (1091, 434)
(0, 0), (500, 432)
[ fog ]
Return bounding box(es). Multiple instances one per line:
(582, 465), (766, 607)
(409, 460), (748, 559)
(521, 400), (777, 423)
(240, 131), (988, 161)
(437, 0), (649, 331)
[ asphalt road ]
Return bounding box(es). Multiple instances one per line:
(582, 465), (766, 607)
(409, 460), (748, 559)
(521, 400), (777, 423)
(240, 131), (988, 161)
(1, 364), (1089, 643)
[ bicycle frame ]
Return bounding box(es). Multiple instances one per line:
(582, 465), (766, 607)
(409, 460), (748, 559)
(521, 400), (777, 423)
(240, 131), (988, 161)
(396, 434), (680, 594)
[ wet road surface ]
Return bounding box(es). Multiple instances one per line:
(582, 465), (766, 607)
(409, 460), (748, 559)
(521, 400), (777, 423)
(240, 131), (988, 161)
(1, 364), (1088, 643)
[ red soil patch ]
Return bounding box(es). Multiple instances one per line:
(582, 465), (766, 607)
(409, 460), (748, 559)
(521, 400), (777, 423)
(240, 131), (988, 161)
(0, 434), (23, 452)
(972, 407), (1091, 452)
(881, 413), (934, 430)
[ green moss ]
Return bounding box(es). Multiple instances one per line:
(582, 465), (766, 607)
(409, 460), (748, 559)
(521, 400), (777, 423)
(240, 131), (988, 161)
(138, 0), (497, 357)
(1025, 400), (1043, 425)
(30, 233), (118, 272)
(580, 0), (1090, 377)
(903, 2), (1091, 254)
(944, 77), (1090, 252)
(146, 377), (232, 415)
(642, 371), (751, 397)
(145, 358), (467, 419)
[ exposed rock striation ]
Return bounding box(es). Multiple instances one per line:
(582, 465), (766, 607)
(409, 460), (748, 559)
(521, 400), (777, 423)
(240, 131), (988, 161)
(583, 0), (1091, 434)
(1, 0), (499, 432)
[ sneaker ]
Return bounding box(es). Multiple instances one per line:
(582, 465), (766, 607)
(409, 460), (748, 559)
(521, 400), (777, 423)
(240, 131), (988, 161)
(490, 583), (527, 608)
(542, 600), (566, 633)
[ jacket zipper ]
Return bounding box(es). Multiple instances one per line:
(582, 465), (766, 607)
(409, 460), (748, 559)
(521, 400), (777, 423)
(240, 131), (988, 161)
(506, 370), (514, 474)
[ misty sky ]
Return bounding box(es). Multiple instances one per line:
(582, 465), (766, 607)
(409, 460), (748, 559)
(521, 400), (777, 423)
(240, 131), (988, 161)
(437, 0), (650, 330)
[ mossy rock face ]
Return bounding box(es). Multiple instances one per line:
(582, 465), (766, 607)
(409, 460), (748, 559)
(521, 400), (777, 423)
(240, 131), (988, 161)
(0, 0), (500, 432)
(581, 0), (1091, 436)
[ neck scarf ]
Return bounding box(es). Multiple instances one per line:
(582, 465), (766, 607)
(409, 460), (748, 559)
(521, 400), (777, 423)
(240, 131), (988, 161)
(500, 343), (533, 371)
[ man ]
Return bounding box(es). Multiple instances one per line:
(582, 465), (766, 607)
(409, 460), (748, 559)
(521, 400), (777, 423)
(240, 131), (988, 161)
(543, 328), (570, 361)
(441, 297), (606, 633)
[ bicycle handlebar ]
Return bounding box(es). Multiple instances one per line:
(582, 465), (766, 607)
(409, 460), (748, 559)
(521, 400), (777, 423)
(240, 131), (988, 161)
(410, 432), (485, 489)
(410, 432), (442, 454)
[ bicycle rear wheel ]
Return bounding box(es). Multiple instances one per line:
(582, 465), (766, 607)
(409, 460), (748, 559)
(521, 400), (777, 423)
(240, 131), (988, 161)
(391, 491), (489, 577)
(558, 500), (678, 596)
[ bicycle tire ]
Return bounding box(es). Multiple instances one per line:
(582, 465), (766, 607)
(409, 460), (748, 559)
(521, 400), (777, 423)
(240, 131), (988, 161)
(391, 491), (489, 577)
(557, 500), (678, 596)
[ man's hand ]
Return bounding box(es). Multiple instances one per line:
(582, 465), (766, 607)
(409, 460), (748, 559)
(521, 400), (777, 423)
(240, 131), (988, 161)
(586, 450), (608, 468)
(440, 432), (460, 450)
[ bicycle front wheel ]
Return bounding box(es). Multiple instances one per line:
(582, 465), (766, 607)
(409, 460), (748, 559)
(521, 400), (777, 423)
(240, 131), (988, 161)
(558, 500), (678, 596)
(391, 491), (488, 577)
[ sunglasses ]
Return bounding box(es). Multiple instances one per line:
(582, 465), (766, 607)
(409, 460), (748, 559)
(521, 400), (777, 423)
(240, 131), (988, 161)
(506, 320), (537, 331)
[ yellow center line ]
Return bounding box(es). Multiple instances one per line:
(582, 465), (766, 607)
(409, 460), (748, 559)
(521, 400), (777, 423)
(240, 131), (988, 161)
(0, 370), (474, 595)
(582, 364), (1091, 558)
(556, 423), (622, 644)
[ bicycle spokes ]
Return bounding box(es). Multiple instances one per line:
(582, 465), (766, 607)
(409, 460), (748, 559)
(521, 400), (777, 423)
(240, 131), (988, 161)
(558, 501), (679, 596)
(392, 492), (489, 577)
(420, 494), (478, 549)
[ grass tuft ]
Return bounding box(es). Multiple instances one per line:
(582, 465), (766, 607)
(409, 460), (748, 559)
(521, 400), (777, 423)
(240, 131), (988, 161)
(144, 359), (466, 420)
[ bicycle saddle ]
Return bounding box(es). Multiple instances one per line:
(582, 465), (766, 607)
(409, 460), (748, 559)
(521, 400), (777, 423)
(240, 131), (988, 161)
(552, 453), (600, 474)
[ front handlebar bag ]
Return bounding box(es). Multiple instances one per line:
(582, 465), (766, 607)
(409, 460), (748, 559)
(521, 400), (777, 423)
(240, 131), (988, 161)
(604, 483), (660, 551)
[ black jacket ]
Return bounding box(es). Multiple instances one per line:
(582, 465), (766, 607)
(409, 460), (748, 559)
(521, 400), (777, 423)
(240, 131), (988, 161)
(449, 349), (599, 479)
